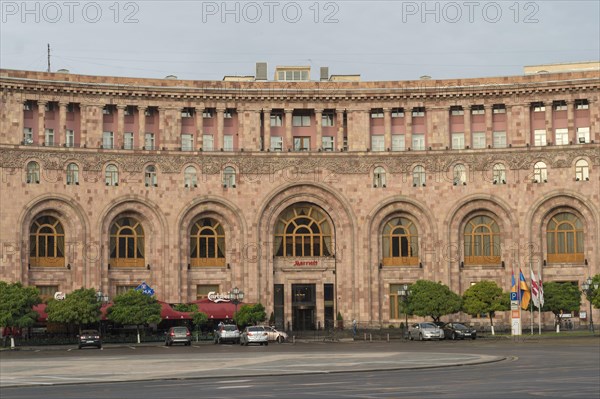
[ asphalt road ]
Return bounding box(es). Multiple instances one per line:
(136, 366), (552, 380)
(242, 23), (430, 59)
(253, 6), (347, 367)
(1, 336), (598, 399)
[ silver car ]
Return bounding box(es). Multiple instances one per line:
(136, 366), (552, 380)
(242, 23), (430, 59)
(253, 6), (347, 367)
(408, 322), (444, 341)
(214, 324), (240, 344)
(263, 326), (288, 343)
(240, 326), (269, 346)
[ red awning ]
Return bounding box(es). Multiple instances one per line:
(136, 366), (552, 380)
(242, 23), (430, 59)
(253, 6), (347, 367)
(33, 303), (111, 322)
(193, 298), (242, 320)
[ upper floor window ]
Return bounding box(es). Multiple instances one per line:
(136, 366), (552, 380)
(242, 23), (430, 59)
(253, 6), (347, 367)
(493, 163), (506, 184)
(450, 106), (464, 116)
(270, 112), (283, 127)
(105, 164), (119, 186)
(322, 136), (334, 151)
(66, 163), (79, 185)
(276, 69), (309, 81)
(271, 136), (283, 151)
(392, 134), (405, 152)
(27, 161), (40, 184)
(190, 218), (226, 267)
(575, 99), (589, 110)
(464, 216), (500, 265)
(223, 166), (236, 188)
(382, 217), (419, 266)
(492, 104), (506, 114)
(412, 165), (426, 187)
(223, 109), (234, 119)
(29, 216), (65, 267)
(23, 128), (34, 145)
(412, 134), (425, 151)
(532, 102), (545, 112)
(575, 160), (589, 181)
(371, 135), (384, 152)
(553, 101), (567, 111)
(292, 114), (311, 127)
(109, 217), (145, 267)
(533, 161), (547, 183)
(534, 130), (547, 147)
(453, 164), (466, 185)
(373, 167), (386, 188)
(184, 166), (198, 188)
(145, 165), (157, 187)
(181, 134), (194, 151)
(391, 108), (404, 118)
(370, 109), (384, 118)
(294, 137), (310, 151)
(577, 127), (590, 144)
(181, 108), (193, 118)
(412, 107), (425, 117)
(493, 131), (507, 148)
(322, 111), (335, 127)
(203, 109), (213, 118)
(471, 105), (485, 115)
(274, 204), (333, 257)
(547, 213), (584, 263)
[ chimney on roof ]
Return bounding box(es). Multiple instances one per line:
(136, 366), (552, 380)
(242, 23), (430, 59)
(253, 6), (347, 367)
(256, 62), (268, 81)
(320, 67), (329, 82)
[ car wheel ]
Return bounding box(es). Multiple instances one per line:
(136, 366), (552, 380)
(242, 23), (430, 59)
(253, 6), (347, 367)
(98, 345), (102, 349)
(452, 332), (457, 340)
(265, 341), (268, 346)
(472, 336), (477, 340)
(418, 333), (423, 341)
(408, 333), (413, 341)
(78, 345), (82, 349)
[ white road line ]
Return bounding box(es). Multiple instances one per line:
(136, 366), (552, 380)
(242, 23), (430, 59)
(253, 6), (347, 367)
(217, 385), (252, 390)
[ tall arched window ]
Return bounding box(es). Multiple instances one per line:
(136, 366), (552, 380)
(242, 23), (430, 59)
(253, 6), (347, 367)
(412, 165), (426, 187)
(493, 163), (506, 184)
(274, 204), (333, 257)
(533, 161), (547, 183)
(223, 166), (236, 188)
(464, 216), (500, 265)
(145, 165), (157, 187)
(105, 164), (119, 186)
(27, 161), (40, 184)
(109, 217), (145, 267)
(547, 213), (584, 263)
(382, 217), (419, 266)
(184, 166), (198, 188)
(30, 216), (65, 267)
(66, 163), (79, 185)
(453, 164), (466, 185)
(373, 166), (386, 188)
(575, 160), (589, 181)
(190, 218), (225, 267)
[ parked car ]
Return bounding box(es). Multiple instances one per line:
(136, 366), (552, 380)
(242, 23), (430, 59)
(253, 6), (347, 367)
(214, 324), (240, 344)
(240, 326), (269, 346)
(263, 326), (288, 343)
(408, 322), (444, 341)
(442, 322), (477, 340)
(78, 329), (102, 349)
(165, 326), (192, 346)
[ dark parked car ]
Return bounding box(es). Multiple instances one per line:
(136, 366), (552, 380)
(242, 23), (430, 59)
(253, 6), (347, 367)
(442, 322), (477, 340)
(165, 326), (192, 346)
(78, 329), (102, 349)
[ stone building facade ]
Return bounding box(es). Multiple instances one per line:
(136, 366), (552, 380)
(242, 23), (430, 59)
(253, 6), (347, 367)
(0, 66), (598, 330)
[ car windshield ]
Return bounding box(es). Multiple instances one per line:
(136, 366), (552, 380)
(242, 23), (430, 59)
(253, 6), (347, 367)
(421, 323), (437, 329)
(453, 323), (467, 329)
(223, 325), (237, 331)
(173, 327), (187, 333)
(248, 327), (262, 331)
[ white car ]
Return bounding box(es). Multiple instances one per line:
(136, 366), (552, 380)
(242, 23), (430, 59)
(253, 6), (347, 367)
(408, 322), (444, 341)
(263, 326), (288, 343)
(240, 326), (269, 346)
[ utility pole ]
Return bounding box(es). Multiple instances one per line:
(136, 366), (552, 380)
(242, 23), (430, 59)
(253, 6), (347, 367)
(47, 44), (51, 72)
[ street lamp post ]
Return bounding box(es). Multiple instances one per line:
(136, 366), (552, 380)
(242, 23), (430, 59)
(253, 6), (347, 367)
(228, 287), (244, 325)
(581, 277), (599, 334)
(95, 291), (109, 336)
(398, 284), (411, 339)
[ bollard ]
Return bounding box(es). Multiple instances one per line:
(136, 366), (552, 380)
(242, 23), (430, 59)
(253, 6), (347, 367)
(293, 335), (296, 344)
(387, 333), (389, 342)
(364, 332), (367, 341)
(369, 333), (372, 342)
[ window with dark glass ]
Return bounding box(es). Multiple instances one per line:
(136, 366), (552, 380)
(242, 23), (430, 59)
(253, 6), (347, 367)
(382, 218), (418, 266)
(464, 216), (500, 265)
(190, 218), (226, 267)
(109, 217), (145, 267)
(274, 205), (333, 257)
(547, 213), (584, 263)
(30, 216), (65, 267)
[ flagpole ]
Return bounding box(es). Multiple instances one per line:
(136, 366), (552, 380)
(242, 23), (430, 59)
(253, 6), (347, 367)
(530, 260), (534, 335)
(538, 259), (542, 335)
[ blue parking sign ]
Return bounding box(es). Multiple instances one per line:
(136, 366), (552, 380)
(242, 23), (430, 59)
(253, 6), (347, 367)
(510, 292), (518, 301)
(135, 281), (155, 296)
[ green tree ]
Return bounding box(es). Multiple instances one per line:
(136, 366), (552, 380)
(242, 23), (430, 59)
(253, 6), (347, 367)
(234, 304), (266, 328)
(408, 280), (462, 323)
(107, 289), (162, 343)
(46, 288), (101, 335)
(542, 281), (581, 331)
(462, 281), (509, 335)
(191, 310), (208, 340)
(590, 274), (600, 310)
(0, 281), (41, 348)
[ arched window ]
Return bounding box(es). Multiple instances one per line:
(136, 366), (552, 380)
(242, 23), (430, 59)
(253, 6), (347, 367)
(190, 218), (225, 267)
(373, 166), (386, 188)
(464, 216), (501, 265)
(109, 217), (145, 267)
(105, 164), (119, 186)
(29, 216), (65, 267)
(66, 163), (79, 185)
(493, 163), (506, 184)
(27, 161), (40, 184)
(533, 161), (547, 183)
(274, 204), (333, 257)
(223, 166), (236, 188)
(382, 217), (419, 266)
(453, 164), (466, 185)
(184, 166), (197, 188)
(412, 165), (425, 187)
(145, 165), (157, 187)
(575, 160), (589, 181)
(547, 213), (584, 263)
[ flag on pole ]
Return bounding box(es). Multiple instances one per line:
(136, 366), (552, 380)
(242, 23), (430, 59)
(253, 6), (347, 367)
(518, 269), (531, 310)
(530, 269), (541, 308)
(538, 273), (544, 308)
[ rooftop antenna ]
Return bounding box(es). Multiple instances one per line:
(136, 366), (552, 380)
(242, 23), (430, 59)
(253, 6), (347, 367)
(47, 43), (51, 73)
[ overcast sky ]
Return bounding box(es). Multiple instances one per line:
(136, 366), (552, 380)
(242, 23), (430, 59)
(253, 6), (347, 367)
(1, 0), (599, 81)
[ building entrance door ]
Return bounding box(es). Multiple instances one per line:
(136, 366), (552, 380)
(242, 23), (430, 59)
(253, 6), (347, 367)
(292, 284), (316, 330)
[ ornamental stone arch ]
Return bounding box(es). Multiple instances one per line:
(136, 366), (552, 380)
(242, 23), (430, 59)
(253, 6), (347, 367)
(176, 196), (247, 303)
(527, 191), (599, 283)
(366, 197), (437, 325)
(445, 194), (519, 293)
(256, 182), (357, 320)
(98, 195), (168, 300)
(18, 194), (90, 289)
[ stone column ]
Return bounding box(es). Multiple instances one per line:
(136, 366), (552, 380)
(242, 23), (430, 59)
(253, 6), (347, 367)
(264, 109), (271, 151)
(383, 107), (391, 150)
(336, 110), (344, 150)
(590, 99), (600, 142)
(158, 107), (165, 150)
(216, 107), (225, 150)
(567, 100), (575, 143)
(116, 104), (126, 148)
(195, 107), (203, 150)
(545, 102), (553, 144)
(285, 109), (293, 150)
(347, 108), (368, 151)
(37, 101), (47, 145)
(315, 108), (322, 150)
(405, 105), (413, 150)
(464, 106), (471, 149)
(58, 101), (68, 146)
(485, 104), (493, 148)
(138, 106), (146, 150)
